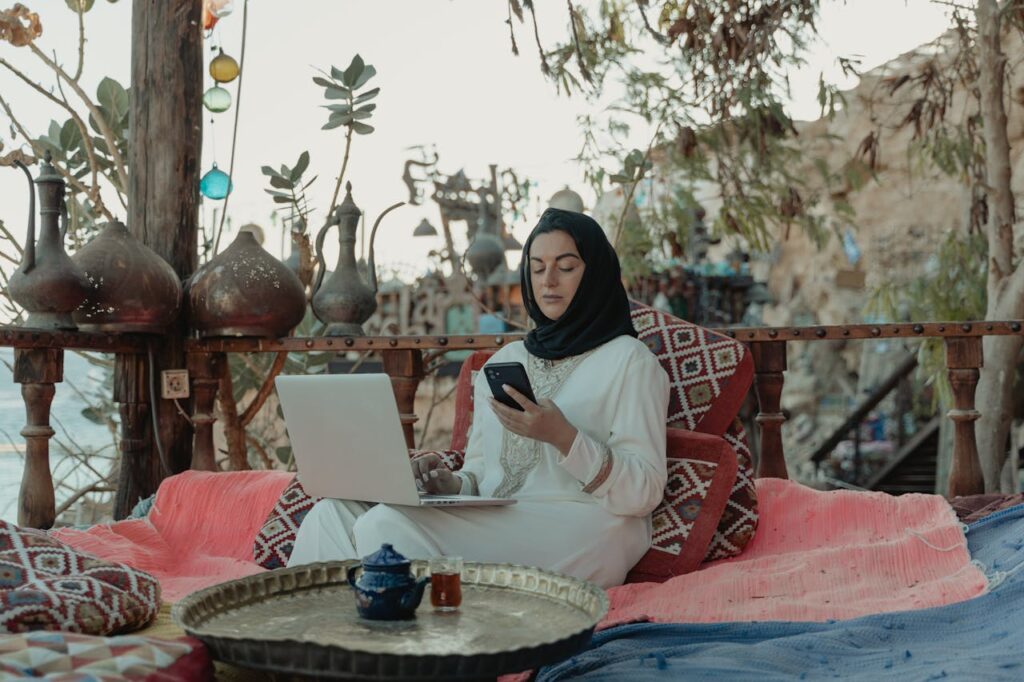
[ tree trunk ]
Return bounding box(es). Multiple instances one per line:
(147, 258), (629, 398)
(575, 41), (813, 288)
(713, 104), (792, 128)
(976, 0), (1020, 492)
(120, 0), (203, 509)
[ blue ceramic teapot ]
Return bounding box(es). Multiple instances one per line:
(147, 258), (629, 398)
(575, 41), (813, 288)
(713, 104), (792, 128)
(347, 544), (428, 620)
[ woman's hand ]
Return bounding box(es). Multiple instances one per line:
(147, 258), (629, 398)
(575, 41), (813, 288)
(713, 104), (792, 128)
(410, 453), (461, 495)
(488, 385), (578, 456)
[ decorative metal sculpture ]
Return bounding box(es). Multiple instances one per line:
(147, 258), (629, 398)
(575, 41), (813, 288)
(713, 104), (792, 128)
(72, 221), (183, 333)
(312, 183), (404, 336)
(401, 153), (529, 279)
(465, 195), (505, 280)
(188, 230), (306, 338)
(7, 154), (89, 330)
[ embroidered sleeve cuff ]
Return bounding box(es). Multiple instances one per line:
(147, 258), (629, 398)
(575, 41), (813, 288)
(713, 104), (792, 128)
(455, 471), (478, 496)
(559, 430), (613, 494)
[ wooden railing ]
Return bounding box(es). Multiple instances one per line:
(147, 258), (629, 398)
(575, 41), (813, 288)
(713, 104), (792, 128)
(6, 320), (1021, 528)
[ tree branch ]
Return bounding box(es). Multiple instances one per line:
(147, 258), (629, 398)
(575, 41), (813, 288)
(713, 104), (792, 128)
(0, 91), (114, 221)
(28, 42), (129, 193)
(0, 57), (103, 207)
(73, 2), (85, 82)
(240, 351), (287, 426)
(976, 0), (1015, 300)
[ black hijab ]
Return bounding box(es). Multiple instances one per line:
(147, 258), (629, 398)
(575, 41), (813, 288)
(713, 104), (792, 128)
(520, 208), (637, 360)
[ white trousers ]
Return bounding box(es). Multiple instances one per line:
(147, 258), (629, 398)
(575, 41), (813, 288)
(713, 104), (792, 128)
(286, 498), (650, 589)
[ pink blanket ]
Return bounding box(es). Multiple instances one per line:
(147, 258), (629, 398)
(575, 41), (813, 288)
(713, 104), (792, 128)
(601, 478), (988, 628)
(52, 470), (291, 603)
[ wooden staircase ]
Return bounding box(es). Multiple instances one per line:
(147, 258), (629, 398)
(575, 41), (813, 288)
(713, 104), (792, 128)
(864, 417), (941, 495)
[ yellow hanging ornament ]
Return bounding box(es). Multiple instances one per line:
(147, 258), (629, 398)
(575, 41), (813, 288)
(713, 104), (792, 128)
(209, 49), (240, 83)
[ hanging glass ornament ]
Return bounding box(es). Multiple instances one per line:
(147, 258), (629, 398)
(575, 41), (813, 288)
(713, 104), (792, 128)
(200, 163), (232, 200)
(209, 49), (240, 83)
(202, 85), (232, 113)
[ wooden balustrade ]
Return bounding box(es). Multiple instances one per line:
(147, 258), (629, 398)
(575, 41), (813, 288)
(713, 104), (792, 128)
(3, 321), (1022, 527)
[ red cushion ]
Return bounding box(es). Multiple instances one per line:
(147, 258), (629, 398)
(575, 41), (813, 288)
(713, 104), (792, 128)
(627, 429), (739, 582)
(0, 521), (161, 635)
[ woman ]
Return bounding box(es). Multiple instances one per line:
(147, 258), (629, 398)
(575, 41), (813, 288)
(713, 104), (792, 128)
(288, 208), (669, 588)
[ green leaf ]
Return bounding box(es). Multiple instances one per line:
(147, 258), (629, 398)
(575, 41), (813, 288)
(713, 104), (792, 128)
(275, 446), (291, 464)
(350, 110), (372, 120)
(353, 88), (380, 104)
(352, 64), (376, 90)
(66, 0), (95, 12)
(324, 86), (350, 100)
(330, 65), (347, 81)
(342, 54), (365, 87)
(350, 121), (374, 135)
(354, 103), (377, 114)
(291, 151), (310, 181)
(47, 120), (62, 145)
(261, 165), (285, 179)
(608, 174), (630, 184)
(96, 77), (129, 121)
(264, 189), (292, 199)
(269, 175), (292, 190)
(312, 76), (335, 88)
(60, 119), (82, 151)
(323, 103), (352, 113)
(322, 116), (347, 130)
(272, 195), (293, 204)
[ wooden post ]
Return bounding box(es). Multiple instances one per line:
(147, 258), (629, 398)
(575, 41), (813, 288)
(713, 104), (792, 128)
(381, 349), (425, 449)
(750, 341), (788, 479)
(113, 353), (157, 520)
(13, 348), (62, 529)
(945, 337), (985, 497)
(188, 351), (223, 471)
(125, 0), (203, 492)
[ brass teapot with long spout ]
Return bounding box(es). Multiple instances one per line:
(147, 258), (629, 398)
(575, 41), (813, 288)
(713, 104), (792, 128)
(311, 182), (403, 336)
(7, 153), (89, 330)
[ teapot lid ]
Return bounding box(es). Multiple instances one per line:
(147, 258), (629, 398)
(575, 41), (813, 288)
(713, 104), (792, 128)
(361, 543), (411, 571)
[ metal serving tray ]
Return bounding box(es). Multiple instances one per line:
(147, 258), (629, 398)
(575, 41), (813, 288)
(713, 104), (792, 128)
(172, 560), (608, 680)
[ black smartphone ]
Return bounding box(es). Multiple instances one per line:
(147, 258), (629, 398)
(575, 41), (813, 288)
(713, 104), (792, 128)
(484, 362), (538, 411)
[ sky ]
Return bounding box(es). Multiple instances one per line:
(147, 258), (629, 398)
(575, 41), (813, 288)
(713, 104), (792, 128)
(0, 0), (954, 280)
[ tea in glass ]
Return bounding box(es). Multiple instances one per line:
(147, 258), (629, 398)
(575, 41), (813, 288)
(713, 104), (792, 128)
(429, 555), (462, 611)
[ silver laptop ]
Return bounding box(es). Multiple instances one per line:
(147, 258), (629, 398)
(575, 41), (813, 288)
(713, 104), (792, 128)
(276, 373), (514, 507)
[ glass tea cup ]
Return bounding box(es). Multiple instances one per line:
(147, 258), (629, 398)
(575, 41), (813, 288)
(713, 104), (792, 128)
(429, 555), (463, 612)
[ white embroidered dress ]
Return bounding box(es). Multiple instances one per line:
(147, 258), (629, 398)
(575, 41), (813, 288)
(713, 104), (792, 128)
(287, 335), (670, 588)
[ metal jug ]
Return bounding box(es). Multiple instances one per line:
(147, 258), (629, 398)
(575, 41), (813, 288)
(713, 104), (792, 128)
(311, 182), (403, 336)
(7, 153), (89, 330)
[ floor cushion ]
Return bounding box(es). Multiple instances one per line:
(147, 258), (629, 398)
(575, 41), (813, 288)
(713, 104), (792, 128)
(0, 630), (212, 680)
(1, 520), (161, 635)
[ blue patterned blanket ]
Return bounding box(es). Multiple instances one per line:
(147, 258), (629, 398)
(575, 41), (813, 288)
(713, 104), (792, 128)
(537, 505), (1024, 681)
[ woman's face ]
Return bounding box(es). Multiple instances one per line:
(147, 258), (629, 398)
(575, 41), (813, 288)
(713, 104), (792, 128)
(529, 230), (585, 321)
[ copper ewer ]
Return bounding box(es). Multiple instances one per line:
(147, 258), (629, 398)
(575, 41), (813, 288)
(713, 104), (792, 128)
(311, 182), (403, 336)
(6, 154), (89, 330)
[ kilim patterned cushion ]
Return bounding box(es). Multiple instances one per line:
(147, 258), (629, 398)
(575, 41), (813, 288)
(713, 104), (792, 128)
(252, 449), (467, 569)
(705, 421), (759, 562)
(0, 521), (161, 635)
(0, 630), (211, 681)
(252, 476), (321, 570)
(627, 300), (753, 436)
(627, 429), (739, 582)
